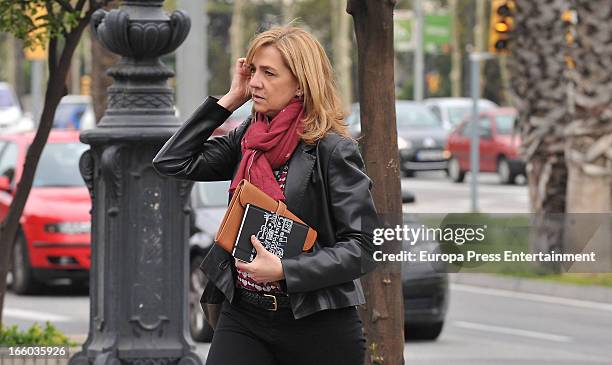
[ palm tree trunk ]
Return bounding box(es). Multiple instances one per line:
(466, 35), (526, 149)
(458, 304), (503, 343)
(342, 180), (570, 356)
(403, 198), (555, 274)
(563, 0), (612, 267)
(565, 0), (612, 213)
(507, 0), (571, 272)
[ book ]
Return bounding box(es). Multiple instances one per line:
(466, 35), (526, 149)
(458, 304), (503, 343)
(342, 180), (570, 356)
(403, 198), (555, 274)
(232, 203), (310, 263)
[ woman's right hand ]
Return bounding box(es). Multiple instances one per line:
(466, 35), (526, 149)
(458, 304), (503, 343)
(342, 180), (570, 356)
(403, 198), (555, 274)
(218, 58), (251, 111)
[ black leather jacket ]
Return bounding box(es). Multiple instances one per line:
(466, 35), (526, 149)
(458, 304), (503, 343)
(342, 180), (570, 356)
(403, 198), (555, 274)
(152, 96), (379, 319)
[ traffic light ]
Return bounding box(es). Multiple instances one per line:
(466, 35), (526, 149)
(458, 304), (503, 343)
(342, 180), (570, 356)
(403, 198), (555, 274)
(488, 0), (515, 54)
(426, 72), (441, 94)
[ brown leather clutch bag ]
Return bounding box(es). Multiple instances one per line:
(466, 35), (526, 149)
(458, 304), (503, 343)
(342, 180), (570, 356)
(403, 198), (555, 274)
(215, 179), (317, 254)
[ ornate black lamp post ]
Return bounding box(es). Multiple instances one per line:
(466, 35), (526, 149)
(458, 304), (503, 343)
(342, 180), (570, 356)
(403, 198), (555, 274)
(69, 1), (200, 364)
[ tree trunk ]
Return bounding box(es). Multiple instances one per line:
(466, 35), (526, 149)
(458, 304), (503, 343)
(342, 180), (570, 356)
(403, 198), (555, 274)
(564, 0), (612, 265)
(0, 18), (91, 328)
(474, 0), (487, 86)
(280, 0), (294, 25)
(13, 38), (27, 101)
(347, 1), (404, 364)
(1, 35), (16, 91)
(507, 0), (571, 272)
(229, 0), (245, 78)
(449, 0), (462, 97)
(331, 0), (353, 110)
(474, 0), (486, 52)
(69, 40), (82, 94)
(565, 0), (612, 213)
(91, 0), (120, 123)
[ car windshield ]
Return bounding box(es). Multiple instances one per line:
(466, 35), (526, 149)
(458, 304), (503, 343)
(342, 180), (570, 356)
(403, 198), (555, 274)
(196, 181), (230, 206)
(33, 142), (89, 187)
(54, 102), (88, 129)
(396, 104), (441, 128)
(448, 103), (494, 125)
(0, 88), (16, 108)
(495, 115), (516, 135)
(230, 101), (254, 121)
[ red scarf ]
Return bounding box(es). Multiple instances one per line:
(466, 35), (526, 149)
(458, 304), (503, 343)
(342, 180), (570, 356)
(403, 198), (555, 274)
(229, 98), (304, 201)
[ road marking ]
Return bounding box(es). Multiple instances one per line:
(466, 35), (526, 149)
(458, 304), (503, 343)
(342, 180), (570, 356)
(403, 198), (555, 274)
(4, 308), (71, 322)
(453, 321), (573, 343)
(453, 284), (612, 312)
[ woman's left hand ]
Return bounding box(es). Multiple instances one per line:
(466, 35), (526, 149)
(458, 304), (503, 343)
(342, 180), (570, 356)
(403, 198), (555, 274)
(235, 235), (285, 283)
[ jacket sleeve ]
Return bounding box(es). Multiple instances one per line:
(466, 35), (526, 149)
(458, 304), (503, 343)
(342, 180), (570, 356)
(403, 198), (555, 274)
(281, 138), (379, 293)
(152, 96), (243, 181)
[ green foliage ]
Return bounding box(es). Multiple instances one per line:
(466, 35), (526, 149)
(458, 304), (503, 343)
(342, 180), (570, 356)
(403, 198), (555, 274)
(0, 321), (77, 346)
(0, 0), (92, 50)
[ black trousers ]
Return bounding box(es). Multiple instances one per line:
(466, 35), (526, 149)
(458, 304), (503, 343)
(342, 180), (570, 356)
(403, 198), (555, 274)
(205, 298), (366, 365)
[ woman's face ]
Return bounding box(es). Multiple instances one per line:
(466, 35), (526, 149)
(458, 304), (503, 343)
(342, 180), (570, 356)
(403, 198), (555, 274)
(248, 45), (300, 118)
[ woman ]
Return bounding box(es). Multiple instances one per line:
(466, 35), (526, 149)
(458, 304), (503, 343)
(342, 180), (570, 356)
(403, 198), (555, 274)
(153, 26), (378, 365)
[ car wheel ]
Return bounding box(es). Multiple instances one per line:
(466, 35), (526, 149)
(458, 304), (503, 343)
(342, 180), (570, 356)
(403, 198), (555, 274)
(404, 321), (444, 341)
(11, 233), (42, 295)
(447, 157), (465, 183)
(497, 157), (516, 185)
(72, 279), (90, 292)
(189, 255), (214, 342)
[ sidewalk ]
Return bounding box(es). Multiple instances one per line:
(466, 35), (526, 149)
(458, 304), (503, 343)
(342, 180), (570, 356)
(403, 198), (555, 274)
(450, 273), (612, 304)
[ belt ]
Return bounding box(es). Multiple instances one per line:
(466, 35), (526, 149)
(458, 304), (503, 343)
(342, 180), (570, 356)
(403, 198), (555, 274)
(237, 288), (291, 311)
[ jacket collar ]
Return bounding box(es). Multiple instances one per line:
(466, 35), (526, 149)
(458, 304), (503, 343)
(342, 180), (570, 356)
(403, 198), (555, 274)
(284, 142), (316, 217)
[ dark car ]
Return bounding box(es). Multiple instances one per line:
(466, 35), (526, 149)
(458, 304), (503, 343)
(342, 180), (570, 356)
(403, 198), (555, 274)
(188, 180), (230, 342)
(347, 101), (450, 177)
(187, 185), (447, 342)
(187, 200), (448, 343)
(446, 107), (525, 184)
(401, 215), (449, 340)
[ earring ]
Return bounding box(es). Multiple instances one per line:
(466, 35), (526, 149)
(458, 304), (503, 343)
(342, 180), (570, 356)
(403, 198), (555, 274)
(296, 91), (302, 97)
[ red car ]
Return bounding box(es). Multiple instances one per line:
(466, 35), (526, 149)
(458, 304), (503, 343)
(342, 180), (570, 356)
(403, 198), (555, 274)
(446, 108), (525, 184)
(0, 130), (91, 294)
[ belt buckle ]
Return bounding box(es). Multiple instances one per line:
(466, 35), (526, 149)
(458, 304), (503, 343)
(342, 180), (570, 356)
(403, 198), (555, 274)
(263, 294), (278, 311)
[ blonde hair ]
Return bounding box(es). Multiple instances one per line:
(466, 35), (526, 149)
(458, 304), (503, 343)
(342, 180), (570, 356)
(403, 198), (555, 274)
(245, 26), (350, 144)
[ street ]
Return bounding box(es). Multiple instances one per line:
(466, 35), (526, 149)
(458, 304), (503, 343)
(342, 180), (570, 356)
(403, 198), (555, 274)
(0, 170), (595, 365)
(403, 171), (529, 213)
(2, 284), (89, 337)
(6, 174), (607, 364)
(404, 284), (612, 364)
(4, 283), (612, 364)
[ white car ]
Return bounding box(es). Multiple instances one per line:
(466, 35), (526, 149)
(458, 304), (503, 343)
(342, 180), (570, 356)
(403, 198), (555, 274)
(424, 97), (498, 131)
(53, 94), (95, 130)
(0, 82), (34, 134)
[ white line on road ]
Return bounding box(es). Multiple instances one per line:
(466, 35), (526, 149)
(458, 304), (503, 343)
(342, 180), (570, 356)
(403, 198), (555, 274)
(4, 308), (71, 322)
(453, 284), (612, 312)
(453, 321), (573, 343)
